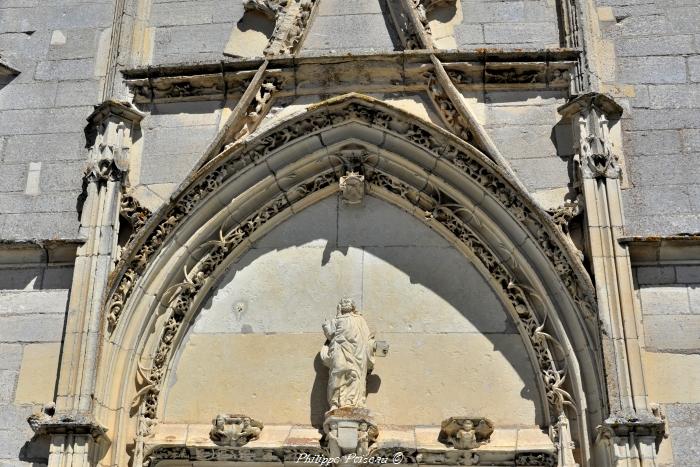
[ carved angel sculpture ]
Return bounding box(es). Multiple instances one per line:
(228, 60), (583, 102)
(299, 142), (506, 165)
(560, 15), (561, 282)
(321, 298), (376, 410)
(210, 414), (263, 446)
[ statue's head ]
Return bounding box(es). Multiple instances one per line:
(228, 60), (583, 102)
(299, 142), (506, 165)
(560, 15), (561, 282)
(337, 298), (356, 315)
(213, 414), (225, 429)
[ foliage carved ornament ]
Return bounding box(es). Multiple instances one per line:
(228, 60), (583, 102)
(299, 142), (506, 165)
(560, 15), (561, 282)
(104, 95), (598, 456)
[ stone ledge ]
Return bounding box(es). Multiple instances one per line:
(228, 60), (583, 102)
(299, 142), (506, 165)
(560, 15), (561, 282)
(144, 423), (554, 466)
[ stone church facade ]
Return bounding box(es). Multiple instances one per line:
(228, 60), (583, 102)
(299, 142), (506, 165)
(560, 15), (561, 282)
(0, 0), (698, 466)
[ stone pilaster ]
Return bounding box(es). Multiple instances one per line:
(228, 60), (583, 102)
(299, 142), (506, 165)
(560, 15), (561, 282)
(49, 100), (143, 466)
(559, 93), (664, 466)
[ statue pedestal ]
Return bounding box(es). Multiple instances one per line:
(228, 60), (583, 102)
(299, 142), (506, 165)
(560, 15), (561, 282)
(323, 408), (378, 458)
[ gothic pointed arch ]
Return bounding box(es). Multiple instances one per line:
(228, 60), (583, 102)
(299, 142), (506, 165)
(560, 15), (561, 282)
(94, 93), (606, 466)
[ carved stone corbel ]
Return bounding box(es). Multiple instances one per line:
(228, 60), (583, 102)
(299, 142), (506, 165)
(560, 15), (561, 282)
(209, 414), (264, 446)
(438, 417), (494, 450)
(323, 408), (378, 457)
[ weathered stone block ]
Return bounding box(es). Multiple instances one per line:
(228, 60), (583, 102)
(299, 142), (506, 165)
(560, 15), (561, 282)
(317, 0), (381, 16)
(645, 353), (700, 403)
(0, 107), (93, 136)
(644, 314), (700, 351)
(488, 125), (559, 159)
(142, 126), (216, 161)
(615, 34), (695, 57)
(39, 161), (83, 192)
(34, 58), (96, 82)
(2, 132), (84, 162)
(618, 57), (687, 84)
(624, 185), (691, 215)
(453, 23), (485, 46)
(0, 314), (66, 343)
(460, 1), (525, 24)
(626, 154), (700, 185)
(510, 157), (569, 190)
(0, 344), (22, 371)
(0, 193), (78, 216)
(55, 80), (99, 107)
(676, 266), (700, 284)
(0, 164), (27, 193)
(151, 23), (232, 64)
(624, 130), (682, 156)
(682, 129), (700, 152)
(0, 369), (17, 403)
(0, 268), (41, 290)
(14, 342), (60, 404)
(624, 213), (700, 237)
(0, 83), (57, 110)
(41, 267), (73, 290)
(648, 84), (700, 109)
(482, 22), (558, 46)
(636, 266), (676, 285)
(47, 28), (99, 60)
(303, 14), (397, 51)
(689, 56), (700, 83)
(687, 286), (700, 315)
(639, 285), (690, 315)
(0, 290), (70, 315)
(139, 149), (206, 186)
(629, 109), (700, 130)
(0, 211), (81, 241)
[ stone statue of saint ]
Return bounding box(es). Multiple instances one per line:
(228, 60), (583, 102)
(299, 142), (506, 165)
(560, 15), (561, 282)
(321, 298), (375, 410)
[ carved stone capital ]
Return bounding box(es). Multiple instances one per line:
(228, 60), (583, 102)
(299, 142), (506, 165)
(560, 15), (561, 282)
(85, 100), (145, 184)
(28, 406), (107, 440)
(599, 410), (667, 445)
(558, 93), (623, 180)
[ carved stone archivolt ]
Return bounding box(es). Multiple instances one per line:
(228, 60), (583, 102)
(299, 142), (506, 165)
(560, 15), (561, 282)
(104, 96), (601, 464)
(120, 191), (152, 237)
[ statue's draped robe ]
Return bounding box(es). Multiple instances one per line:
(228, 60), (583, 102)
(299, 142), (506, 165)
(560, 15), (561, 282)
(321, 312), (375, 409)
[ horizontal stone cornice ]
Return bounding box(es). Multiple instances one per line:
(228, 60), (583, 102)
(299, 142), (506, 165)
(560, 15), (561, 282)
(122, 49), (580, 103)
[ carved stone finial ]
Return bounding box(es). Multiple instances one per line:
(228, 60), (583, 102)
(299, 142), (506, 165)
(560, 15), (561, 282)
(339, 171), (365, 205)
(321, 298), (375, 411)
(438, 417), (494, 450)
(209, 414), (263, 446)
